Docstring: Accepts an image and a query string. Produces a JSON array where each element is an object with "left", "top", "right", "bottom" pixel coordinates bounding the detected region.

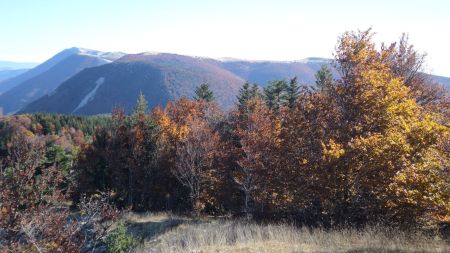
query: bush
[{"left": 106, "top": 223, "right": 139, "bottom": 253}]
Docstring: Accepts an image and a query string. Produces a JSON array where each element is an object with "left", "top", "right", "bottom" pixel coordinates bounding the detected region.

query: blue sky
[{"left": 1, "top": 0, "right": 449, "bottom": 76}]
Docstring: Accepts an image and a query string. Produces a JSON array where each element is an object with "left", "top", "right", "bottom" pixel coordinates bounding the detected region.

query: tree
[
  {"left": 279, "top": 89, "right": 341, "bottom": 223},
  {"left": 276, "top": 29, "right": 449, "bottom": 225},
  {"left": 381, "top": 34, "right": 450, "bottom": 117},
  {"left": 264, "top": 80, "right": 288, "bottom": 111},
  {"left": 237, "top": 82, "right": 261, "bottom": 117},
  {"left": 153, "top": 98, "right": 224, "bottom": 213},
  {"left": 286, "top": 77, "right": 300, "bottom": 108},
  {"left": 172, "top": 117, "right": 219, "bottom": 215},
  {"left": 328, "top": 29, "right": 449, "bottom": 224},
  {"left": 74, "top": 99, "right": 159, "bottom": 210},
  {"left": 130, "top": 91, "right": 149, "bottom": 125},
  {"left": 194, "top": 82, "right": 214, "bottom": 102},
  {"left": 315, "top": 64, "right": 333, "bottom": 92},
  {"left": 232, "top": 97, "right": 281, "bottom": 218}
]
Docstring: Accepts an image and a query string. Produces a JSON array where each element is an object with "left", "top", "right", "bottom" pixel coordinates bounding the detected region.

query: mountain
[
  {"left": 0, "top": 48, "right": 124, "bottom": 114},
  {"left": 219, "top": 57, "right": 332, "bottom": 86},
  {"left": 17, "top": 51, "right": 450, "bottom": 116},
  {"left": 0, "top": 48, "right": 82, "bottom": 94},
  {"left": 0, "top": 61, "right": 38, "bottom": 71},
  {"left": 430, "top": 75, "right": 450, "bottom": 90},
  {"left": 21, "top": 53, "right": 245, "bottom": 115},
  {"left": 0, "top": 69, "right": 29, "bottom": 82}
]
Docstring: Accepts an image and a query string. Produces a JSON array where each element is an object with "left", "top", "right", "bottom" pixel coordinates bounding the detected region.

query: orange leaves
[{"left": 154, "top": 98, "right": 222, "bottom": 214}]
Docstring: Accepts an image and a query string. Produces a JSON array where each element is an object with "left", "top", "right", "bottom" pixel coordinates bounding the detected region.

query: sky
[{"left": 1, "top": 0, "right": 449, "bottom": 76}]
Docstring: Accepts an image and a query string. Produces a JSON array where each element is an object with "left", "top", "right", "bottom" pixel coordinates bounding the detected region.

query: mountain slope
[
  {"left": 0, "top": 69, "right": 29, "bottom": 82},
  {"left": 430, "top": 75, "right": 450, "bottom": 90},
  {"left": 0, "top": 48, "right": 82, "bottom": 94},
  {"left": 0, "top": 48, "right": 124, "bottom": 114},
  {"left": 18, "top": 52, "right": 450, "bottom": 116},
  {"left": 0, "top": 61, "right": 38, "bottom": 71},
  {"left": 21, "top": 53, "right": 245, "bottom": 115},
  {"left": 219, "top": 57, "right": 331, "bottom": 86}
]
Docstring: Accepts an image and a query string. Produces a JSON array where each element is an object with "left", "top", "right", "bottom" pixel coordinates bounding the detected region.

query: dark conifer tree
[
  {"left": 315, "top": 64, "right": 333, "bottom": 92},
  {"left": 194, "top": 82, "right": 214, "bottom": 102},
  {"left": 286, "top": 77, "right": 300, "bottom": 108},
  {"left": 237, "top": 82, "right": 261, "bottom": 116},
  {"left": 264, "top": 79, "right": 288, "bottom": 111}
]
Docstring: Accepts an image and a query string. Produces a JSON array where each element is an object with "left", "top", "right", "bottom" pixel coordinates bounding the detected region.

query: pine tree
[
  {"left": 315, "top": 64, "right": 333, "bottom": 92},
  {"left": 264, "top": 80, "right": 288, "bottom": 111},
  {"left": 134, "top": 92, "right": 148, "bottom": 116},
  {"left": 237, "top": 82, "right": 261, "bottom": 116},
  {"left": 130, "top": 92, "right": 149, "bottom": 125},
  {"left": 286, "top": 77, "right": 300, "bottom": 108},
  {"left": 250, "top": 84, "right": 260, "bottom": 98},
  {"left": 194, "top": 82, "right": 214, "bottom": 102}
]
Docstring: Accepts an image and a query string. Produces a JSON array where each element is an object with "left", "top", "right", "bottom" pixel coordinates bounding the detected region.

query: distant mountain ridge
[
  {"left": 0, "top": 48, "right": 124, "bottom": 114},
  {"left": 1, "top": 48, "right": 448, "bottom": 116},
  {"left": 0, "top": 61, "right": 38, "bottom": 71},
  {"left": 22, "top": 53, "right": 245, "bottom": 115},
  {"left": 0, "top": 69, "right": 29, "bottom": 82}
]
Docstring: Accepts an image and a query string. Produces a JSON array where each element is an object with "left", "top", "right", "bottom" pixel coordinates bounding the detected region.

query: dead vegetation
[{"left": 117, "top": 213, "right": 450, "bottom": 253}]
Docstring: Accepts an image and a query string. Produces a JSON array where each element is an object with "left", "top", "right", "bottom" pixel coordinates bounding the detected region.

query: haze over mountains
[{"left": 0, "top": 48, "right": 449, "bottom": 115}]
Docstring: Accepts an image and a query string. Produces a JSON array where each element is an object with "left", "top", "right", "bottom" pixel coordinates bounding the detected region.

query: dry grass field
[{"left": 118, "top": 213, "right": 449, "bottom": 253}]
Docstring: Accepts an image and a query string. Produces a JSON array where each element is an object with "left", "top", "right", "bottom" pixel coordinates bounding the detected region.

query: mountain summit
[{"left": 0, "top": 48, "right": 124, "bottom": 114}]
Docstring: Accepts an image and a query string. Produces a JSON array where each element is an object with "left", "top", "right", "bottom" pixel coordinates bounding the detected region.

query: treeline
[{"left": 1, "top": 29, "right": 449, "bottom": 251}]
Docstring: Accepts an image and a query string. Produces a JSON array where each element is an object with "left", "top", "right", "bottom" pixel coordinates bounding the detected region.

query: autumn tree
[
  {"left": 74, "top": 95, "right": 160, "bottom": 210},
  {"left": 0, "top": 124, "right": 117, "bottom": 252},
  {"left": 279, "top": 89, "right": 341, "bottom": 223},
  {"left": 231, "top": 97, "right": 282, "bottom": 217},
  {"left": 327, "top": 29, "right": 449, "bottom": 224},
  {"left": 172, "top": 117, "right": 219, "bottom": 215},
  {"left": 153, "top": 98, "right": 223, "bottom": 214}
]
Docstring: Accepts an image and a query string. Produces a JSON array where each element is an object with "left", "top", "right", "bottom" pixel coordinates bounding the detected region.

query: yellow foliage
[{"left": 322, "top": 139, "right": 345, "bottom": 161}]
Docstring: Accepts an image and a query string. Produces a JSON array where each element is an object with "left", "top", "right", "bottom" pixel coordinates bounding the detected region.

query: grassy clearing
[{"left": 118, "top": 213, "right": 449, "bottom": 253}]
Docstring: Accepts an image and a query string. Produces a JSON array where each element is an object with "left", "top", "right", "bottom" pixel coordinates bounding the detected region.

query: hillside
[
  {"left": 13, "top": 51, "right": 450, "bottom": 115},
  {"left": 19, "top": 54, "right": 333, "bottom": 115},
  {"left": 0, "top": 48, "right": 81, "bottom": 94},
  {"left": 0, "top": 60, "right": 38, "bottom": 71},
  {"left": 21, "top": 54, "right": 245, "bottom": 115},
  {"left": 0, "top": 69, "right": 29, "bottom": 82},
  {"left": 219, "top": 57, "right": 332, "bottom": 86},
  {"left": 0, "top": 48, "right": 124, "bottom": 114},
  {"left": 431, "top": 74, "right": 450, "bottom": 89}
]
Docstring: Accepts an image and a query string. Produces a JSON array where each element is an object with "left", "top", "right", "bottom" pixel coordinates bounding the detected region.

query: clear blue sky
[{"left": 1, "top": 0, "right": 449, "bottom": 76}]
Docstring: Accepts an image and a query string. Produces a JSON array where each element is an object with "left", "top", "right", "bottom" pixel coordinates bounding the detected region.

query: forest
[{"left": 0, "top": 29, "right": 449, "bottom": 252}]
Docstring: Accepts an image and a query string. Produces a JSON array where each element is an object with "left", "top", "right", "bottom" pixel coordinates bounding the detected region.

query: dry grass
[{"left": 123, "top": 213, "right": 449, "bottom": 253}]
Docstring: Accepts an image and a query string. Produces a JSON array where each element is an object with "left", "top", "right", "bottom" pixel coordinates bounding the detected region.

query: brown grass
[{"left": 122, "top": 213, "right": 449, "bottom": 253}]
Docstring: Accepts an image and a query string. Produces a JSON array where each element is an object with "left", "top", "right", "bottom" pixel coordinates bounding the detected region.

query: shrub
[{"left": 106, "top": 223, "right": 139, "bottom": 253}]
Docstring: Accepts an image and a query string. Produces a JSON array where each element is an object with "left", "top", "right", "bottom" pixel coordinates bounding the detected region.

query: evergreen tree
[
  {"left": 250, "top": 84, "right": 261, "bottom": 98},
  {"left": 286, "top": 77, "right": 300, "bottom": 108},
  {"left": 194, "top": 82, "right": 214, "bottom": 102},
  {"left": 264, "top": 80, "right": 288, "bottom": 110},
  {"left": 315, "top": 64, "right": 333, "bottom": 91},
  {"left": 237, "top": 82, "right": 261, "bottom": 115},
  {"left": 130, "top": 92, "right": 149, "bottom": 125},
  {"left": 134, "top": 92, "right": 148, "bottom": 116}
]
